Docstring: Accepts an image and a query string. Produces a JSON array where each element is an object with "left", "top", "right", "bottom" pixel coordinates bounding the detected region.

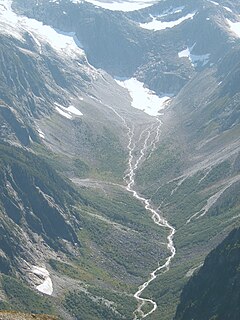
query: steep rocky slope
[
  {"left": 13, "top": 0, "right": 240, "bottom": 95},
  {"left": 0, "top": 1, "right": 169, "bottom": 318},
  {"left": 175, "top": 227, "right": 240, "bottom": 320},
  {"left": 133, "top": 46, "right": 240, "bottom": 320}
]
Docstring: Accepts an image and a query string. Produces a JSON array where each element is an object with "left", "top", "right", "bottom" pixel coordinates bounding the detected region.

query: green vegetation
[
  {"left": 1, "top": 19, "right": 240, "bottom": 320},
  {"left": 128, "top": 118, "right": 240, "bottom": 320},
  {"left": 91, "top": 127, "right": 127, "bottom": 181},
  {"left": 0, "top": 275, "right": 54, "bottom": 315},
  {"left": 64, "top": 290, "right": 123, "bottom": 320},
  {"left": 73, "top": 158, "right": 90, "bottom": 178},
  {"left": 199, "top": 161, "right": 231, "bottom": 189},
  {"left": 0, "top": 142, "right": 80, "bottom": 206},
  {"left": 0, "top": 301, "right": 10, "bottom": 310},
  {"left": 136, "top": 140, "right": 184, "bottom": 190},
  {"left": 88, "top": 286, "right": 136, "bottom": 319},
  {"left": 0, "top": 311, "right": 57, "bottom": 320},
  {"left": 49, "top": 259, "right": 89, "bottom": 281},
  {"left": 64, "top": 287, "right": 136, "bottom": 320},
  {"left": 174, "top": 228, "right": 240, "bottom": 320},
  {"left": 78, "top": 186, "right": 150, "bottom": 229}
]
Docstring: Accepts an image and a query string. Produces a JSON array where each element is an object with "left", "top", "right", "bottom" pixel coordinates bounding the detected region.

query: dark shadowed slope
[{"left": 175, "top": 227, "right": 240, "bottom": 320}]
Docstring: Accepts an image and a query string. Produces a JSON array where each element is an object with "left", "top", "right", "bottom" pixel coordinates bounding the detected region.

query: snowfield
[
  {"left": 115, "top": 78, "right": 171, "bottom": 116},
  {"left": 0, "top": 0, "right": 84, "bottom": 57},
  {"left": 140, "top": 12, "right": 196, "bottom": 31},
  {"left": 226, "top": 18, "right": 240, "bottom": 38},
  {"left": 80, "top": 0, "right": 159, "bottom": 11},
  {"left": 31, "top": 266, "right": 53, "bottom": 295},
  {"left": 178, "top": 44, "right": 210, "bottom": 67}
]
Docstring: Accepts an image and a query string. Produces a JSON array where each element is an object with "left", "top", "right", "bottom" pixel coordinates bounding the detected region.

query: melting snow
[
  {"left": 168, "top": 6, "right": 185, "bottom": 15},
  {"left": 55, "top": 102, "right": 83, "bottom": 119},
  {"left": 178, "top": 44, "right": 210, "bottom": 67},
  {"left": 79, "top": 0, "right": 159, "bottom": 12},
  {"left": 226, "top": 19, "right": 240, "bottom": 38},
  {"left": 0, "top": 0, "right": 84, "bottom": 57},
  {"left": 37, "top": 128, "right": 45, "bottom": 139},
  {"left": 146, "top": 6, "right": 185, "bottom": 20},
  {"left": 115, "top": 78, "right": 171, "bottom": 117},
  {"left": 223, "top": 6, "right": 233, "bottom": 13},
  {"left": 207, "top": 0, "right": 233, "bottom": 12},
  {"left": 140, "top": 12, "right": 196, "bottom": 31},
  {"left": 207, "top": 0, "right": 232, "bottom": 12},
  {"left": 67, "top": 105, "right": 83, "bottom": 115},
  {"left": 208, "top": 0, "right": 219, "bottom": 5},
  {"left": 55, "top": 106, "right": 73, "bottom": 119},
  {"left": 31, "top": 266, "right": 53, "bottom": 295}
]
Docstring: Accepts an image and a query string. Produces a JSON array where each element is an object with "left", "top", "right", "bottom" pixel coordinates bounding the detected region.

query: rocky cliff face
[
  {"left": 175, "top": 227, "right": 240, "bottom": 320},
  {"left": 0, "top": 142, "right": 82, "bottom": 275}
]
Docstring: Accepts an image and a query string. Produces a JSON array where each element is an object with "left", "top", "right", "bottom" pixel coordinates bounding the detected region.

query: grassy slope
[
  {"left": 133, "top": 68, "right": 240, "bottom": 319},
  {"left": 0, "top": 311, "right": 57, "bottom": 320},
  {"left": 55, "top": 185, "right": 169, "bottom": 319},
  {"left": 0, "top": 138, "right": 170, "bottom": 319}
]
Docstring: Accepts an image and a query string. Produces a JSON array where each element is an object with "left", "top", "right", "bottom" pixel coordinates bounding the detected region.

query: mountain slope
[
  {"left": 13, "top": 0, "right": 240, "bottom": 95},
  {"left": 0, "top": 0, "right": 240, "bottom": 319},
  {"left": 0, "top": 1, "right": 171, "bottom": 318},
  {"left": 0, "top": 311, "right": 57, "bottom": 320},
  {"left": 174, "top": 227, "right": 240, "bottom": 320},
  {"left": 133, "top": 47, "right": 240, "bottom": 320}
]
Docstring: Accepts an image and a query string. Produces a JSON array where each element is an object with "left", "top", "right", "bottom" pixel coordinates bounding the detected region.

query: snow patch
[
  {"left": 207, "top": 0, "right": 233, "bottom": 12},
  {"left": 55, "top": 106, "right": 73, "bottom": 119},
  {"left": 67, "top": 105, "right": 83, "bottom": 116},
  {"left": 223, "top": 6, "right": 232, "bottom": 13},
  {"left": 37, "top": 128, "right": 45, "bottom": 139},
  {"left": 208, "top": 0, "right": 219, "bottom": 5},
  {"left": 207, "top": 1, "right": 232, "bottom": 12},
  {"left": 148, "top": 6, "right": 185, "bottom": 20},
  {"left": 140, "top": 12, "right": 196, "bottom": 31},
  {"left": 31, "top": 266, "right": 53, "bottom": 295},
  {"left": 55, "top": 102, "right": 83, "bottom": 119},
  {"left": 178, "top": 44, "right": 210, "bottom": 67},
  {"left": 226, "top": 19, "right": 240, "bottom": 38},
  {"left": 79, "top": 0, "right": 159, "bottom": 12},
  {"left": 115, "top": 78, "right": 171, "bottom": 117}
]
